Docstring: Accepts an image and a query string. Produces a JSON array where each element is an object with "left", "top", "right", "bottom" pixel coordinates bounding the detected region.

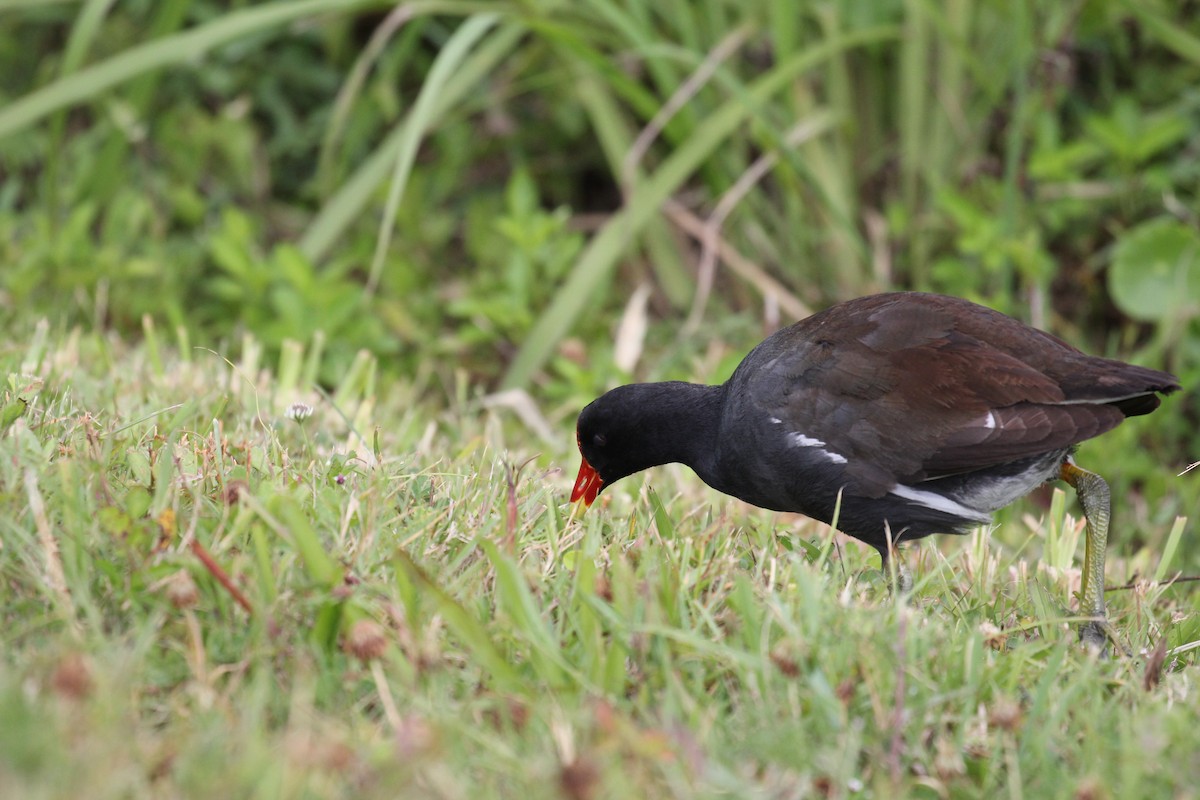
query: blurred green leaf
[
  {"left": 1109, "top": 218, "right": 1200, "bottom": 322},
  {"left": 124, "top": 486, "right": 152, "bottom": 519},
  {"left": 0, "top": 399, "right": 27, "bottom": 432}
]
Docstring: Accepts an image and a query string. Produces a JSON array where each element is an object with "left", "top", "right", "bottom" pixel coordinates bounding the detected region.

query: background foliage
[
  {"left": 1, "top": 1, "right": 1198, "bottom": 797},
  {"left": 3, "top": 0, "right": 1198, "bottom": 385}
]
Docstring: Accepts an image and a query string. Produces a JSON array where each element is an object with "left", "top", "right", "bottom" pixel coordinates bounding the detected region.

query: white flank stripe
[
  {"left": 1055, "top": 391, "right": 1154, "bottom": 405},
  {"left": 984, "top": 411, "right": 996, "bottom": 430},
  {"left": 769, "top": 416, "right": 783, "bottom": 424},
  {"left": 789, "top": 432, "right": 826, "bottom": 448},
  {"left": 890, "top": 484, "right": 992, "bottom": 522},
  {"left": 786, "top": 431, "right": 846, "bottom": 464}
]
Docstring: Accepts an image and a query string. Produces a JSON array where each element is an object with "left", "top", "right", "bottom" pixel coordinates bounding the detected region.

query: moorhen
[{"left": 571, "top": 292, "right": 1180, "bottom": 647}]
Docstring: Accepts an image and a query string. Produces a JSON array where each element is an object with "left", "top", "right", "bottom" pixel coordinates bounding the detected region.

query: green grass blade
[
  {"left": 479, "top": 539, "right": 574, "bottom": 686},
  {"left": 646, "top": 487, "right": 676, "bottom": 540},
  {"left": 899, "top": 0, "right": 930, "bottom": 215},
  {"left": 364, "top": 13, "right": 500, "bottom": 295},
  {"left": 271, "top": 496, "right": 340, "bottom": 587},
  {"left": 393, "top": 549, "right": 524, "bottom": 691},
  {"left": 1127, "top": 3, "right": 1200, "bottom": 64},
  {"left": 1153, "top": 516, "right": 1188, "bottom": 583},
  {"left": 60, "top": 0, "right": 117, "bottom": 75}
]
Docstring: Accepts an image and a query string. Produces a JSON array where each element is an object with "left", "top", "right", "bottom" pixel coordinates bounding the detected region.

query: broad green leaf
[{"left": 1109, "top": 218, "right": 1200, "bottom": 322}]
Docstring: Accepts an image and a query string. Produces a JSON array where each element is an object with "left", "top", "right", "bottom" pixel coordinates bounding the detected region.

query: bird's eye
[{"left": 593, "top": 433, "right": 607, "bottom": 447}]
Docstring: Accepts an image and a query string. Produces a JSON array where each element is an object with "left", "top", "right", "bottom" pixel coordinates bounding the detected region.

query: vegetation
[{"left": 1, "top": 1, "right": 1197, "bottom": 797}]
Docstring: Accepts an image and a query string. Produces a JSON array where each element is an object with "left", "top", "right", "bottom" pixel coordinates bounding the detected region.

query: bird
[{"left": 570, "top": 292, "right": 1180, "bottom": 648}]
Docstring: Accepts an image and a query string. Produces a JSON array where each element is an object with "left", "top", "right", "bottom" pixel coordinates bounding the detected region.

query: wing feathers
[
  {"left": 739, "top": 293, "right": 1179, "bottom": 495},
  {"left": 925, "top": 403, "right": 1125, "bottom": 475}
]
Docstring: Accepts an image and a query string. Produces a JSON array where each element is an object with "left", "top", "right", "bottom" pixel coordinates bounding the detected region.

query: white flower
[{"left": 286, "top": 402, "right": 314, "bottom": 421}]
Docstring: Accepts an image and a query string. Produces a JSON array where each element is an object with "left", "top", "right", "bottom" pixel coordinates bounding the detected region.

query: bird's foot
[{"left": 1078, "top": 618, "right": 1130, "bottom": 659}]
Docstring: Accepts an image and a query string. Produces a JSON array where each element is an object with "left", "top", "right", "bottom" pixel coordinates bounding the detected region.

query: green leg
[{"left": 1060, "top": 460, "right": 1117, "bottom": 653}]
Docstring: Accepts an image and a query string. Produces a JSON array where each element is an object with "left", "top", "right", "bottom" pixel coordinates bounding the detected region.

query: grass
[{"left": 2, "top": 326, "right": 1197, "bottom": 799}]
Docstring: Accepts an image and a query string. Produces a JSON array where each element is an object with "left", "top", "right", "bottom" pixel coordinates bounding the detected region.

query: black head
[
  {"left": 571, "top": 389, "right": 636, "bottom": 505},
  {"left": 571, "top": 382, "right": 724, "bottom": 506}
]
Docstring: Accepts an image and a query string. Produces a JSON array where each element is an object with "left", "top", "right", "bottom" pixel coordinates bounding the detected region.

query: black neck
[{"left": 618, "top": 381, "right": 726, "bottom": 478}]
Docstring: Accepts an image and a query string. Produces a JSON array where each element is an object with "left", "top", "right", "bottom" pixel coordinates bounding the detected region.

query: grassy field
[{"left": 2, "top": 325, "right": 1196, "bottom": 799}]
